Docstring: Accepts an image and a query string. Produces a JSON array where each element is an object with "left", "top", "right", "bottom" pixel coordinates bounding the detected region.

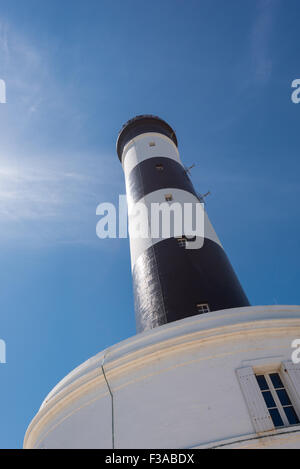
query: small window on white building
[
  {"left": 165, "top": 194, "right": 173, "bottom": 202},
  {"left": 196, "top": 303, "right": 210, "bottom": 314},
  {"left": 149, "top": 141, "right": 156, "bottom": 147},
  {"left": 237, "top": 363, "right": 300, "bottom": 433},
  {"left": 256, "top": 372, "right": 300, "bottom": 428}
]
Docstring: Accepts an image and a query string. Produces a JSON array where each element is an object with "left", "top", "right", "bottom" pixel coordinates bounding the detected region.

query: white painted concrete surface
[{"left": 24, "top": 305, "right": 300, "bottom": 449}]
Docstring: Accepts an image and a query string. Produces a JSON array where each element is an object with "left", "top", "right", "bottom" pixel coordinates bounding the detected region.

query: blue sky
[{"left": 0, "top": 0, "right": 299, "bottom": 448}]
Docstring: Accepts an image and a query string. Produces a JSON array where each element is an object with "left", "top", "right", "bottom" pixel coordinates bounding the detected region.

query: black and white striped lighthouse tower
[{"left": 117, "top": 115, "right": 249, "bottom": 333}]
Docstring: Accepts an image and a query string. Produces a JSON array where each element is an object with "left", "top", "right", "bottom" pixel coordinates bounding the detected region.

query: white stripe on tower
[
  {"left": 122, "top": 132, "right": 181, "bottom": 175},
  {"left": 126, "top": 187, "right": 222, "bottom": 270}
]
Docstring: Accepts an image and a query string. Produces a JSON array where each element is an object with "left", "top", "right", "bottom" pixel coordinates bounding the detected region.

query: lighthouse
[
  {"left": 23, "top": 116, "right": 300, "bottom": 450},
  {"left": 117, "top": 115, "right": 249, "bottom": 333}
]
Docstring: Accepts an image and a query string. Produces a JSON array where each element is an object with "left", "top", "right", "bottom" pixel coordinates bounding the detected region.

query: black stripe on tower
[
  {"left": 117, "top": 114, "right": 177, "bottom": 162},
  {"left": 133, "top": 238, "right": 250, "bottom": 333},
  {"left": 127, "top": 157, "right": 197, "bottom": 204}
]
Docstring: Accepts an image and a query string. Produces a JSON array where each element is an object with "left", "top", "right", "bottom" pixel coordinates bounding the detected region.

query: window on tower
[
  {"left": 176, "top": 236, "right": 186, "bottom": 248},
  {"left": 165, "top": 194, "right": 173, "bottom": 202},
  {"left": 149, "top": 141, "right": 156, "bottom": 147},
  {"left": 175, "top": 235, "right": 197, "bottom": 248},
  {"left": 196, "top": 303, "right": 210, "bottom": 314},
  {"left": 156, "top": 164, "right": 164, "bottom": 171}
]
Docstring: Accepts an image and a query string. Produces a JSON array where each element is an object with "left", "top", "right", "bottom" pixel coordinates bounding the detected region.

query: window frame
[
  {"left": 256, "top": 371, "right": 300, "bottom": 428},
  {"left": 196, "top": 303, "right": 210, "bottom": 314},
  {"left": 175, "top": 236, "right": 186, "bottom": 248}
]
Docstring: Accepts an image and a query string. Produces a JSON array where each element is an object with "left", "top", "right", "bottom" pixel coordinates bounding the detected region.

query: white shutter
[
  {"left": 281, "top": 360, "right": 300, "bottom": 410},
  {"left": 236, "top": 367, "right": 274, "bottom": 433}
]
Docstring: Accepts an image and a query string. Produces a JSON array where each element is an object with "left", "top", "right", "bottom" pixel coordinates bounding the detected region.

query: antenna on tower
[
  {"left": 197, "top": 190, "right": 211, "bottom": 204},
  {"left": 184, "top": 163, "right": 195, "bottom": 175}
]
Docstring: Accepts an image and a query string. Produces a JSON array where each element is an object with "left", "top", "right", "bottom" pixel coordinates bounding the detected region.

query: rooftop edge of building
[
  {"left": 38, "top": 304, "right": 300, "bottom": 410},
  {"left": 116, "top": 114, "right": 178, "bottom": 161}
]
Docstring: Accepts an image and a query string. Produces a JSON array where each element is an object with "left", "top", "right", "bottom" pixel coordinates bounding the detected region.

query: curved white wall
[
  {"left": 122, "top": 132, "right": 181, "bottom": 176},
  {"left": 24, "top": 305, "right": 300, "bottom": 449}
]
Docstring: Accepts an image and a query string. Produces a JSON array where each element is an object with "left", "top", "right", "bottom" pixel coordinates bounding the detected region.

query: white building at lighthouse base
[{"left": 24, "top": 305, "right": 300, "bottom": 449}]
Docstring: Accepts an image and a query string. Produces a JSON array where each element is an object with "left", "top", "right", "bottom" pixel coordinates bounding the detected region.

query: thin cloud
[
  {"left": 0, "top": 21, "right": 122, "bottom": 245},
  {"left": 251, "top": 0, "right": 280, "bottom": 84},
  {"left": 0, "top": 161, "right": 88, "bottom": 220},
  {"left": 0, "top": 21, "right": 9, "bottom": 61},
  {"left": 0, "top": 151, "right": 120, "bottom": 244}
]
